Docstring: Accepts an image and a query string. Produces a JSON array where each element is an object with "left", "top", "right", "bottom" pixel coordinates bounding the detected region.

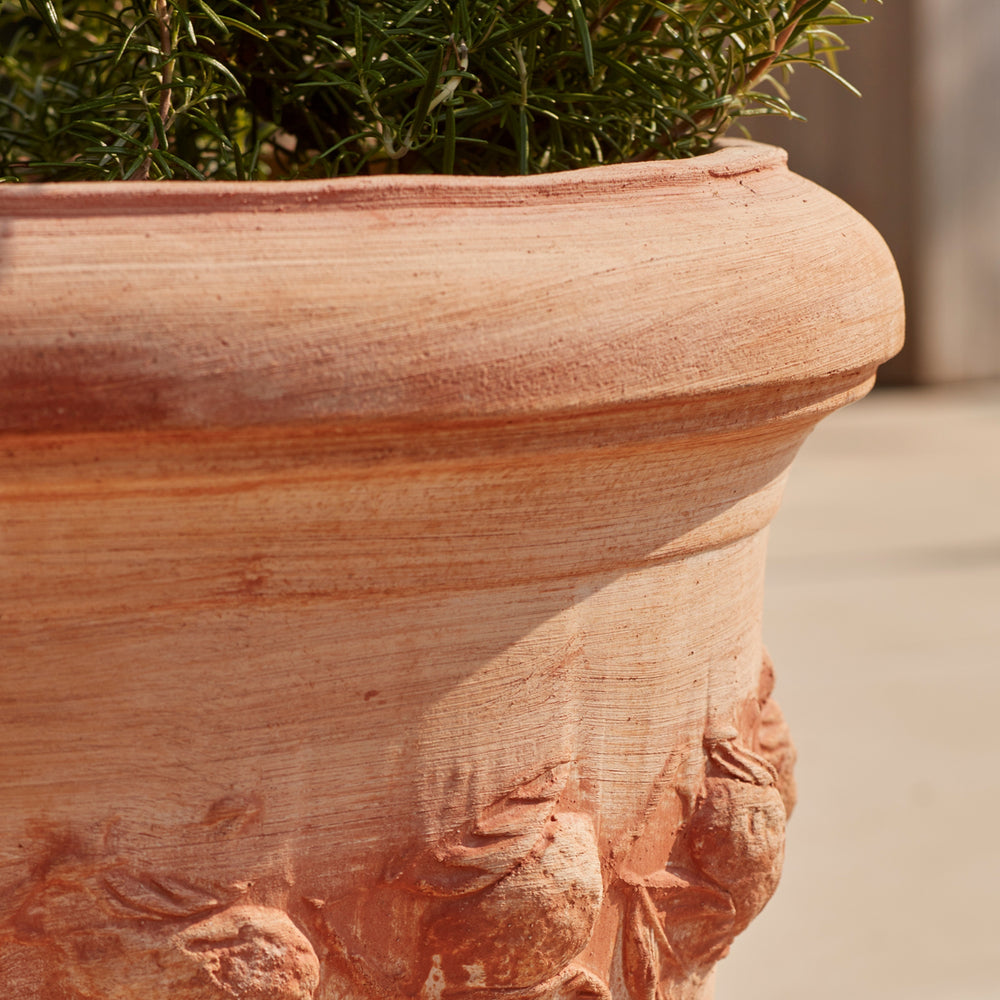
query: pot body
[{"left": 0, "top": 143, "right": 903, "bottom": 1000}]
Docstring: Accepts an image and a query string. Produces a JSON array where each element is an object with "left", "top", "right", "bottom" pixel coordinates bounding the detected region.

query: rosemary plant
[{"left": 0, "top": 1, "right": 875, "bottom": 180}]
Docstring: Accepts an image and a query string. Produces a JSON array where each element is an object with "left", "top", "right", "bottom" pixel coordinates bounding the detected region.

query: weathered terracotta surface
[{"left": 0, "top": 142, "right": 902, "bottom": 999}]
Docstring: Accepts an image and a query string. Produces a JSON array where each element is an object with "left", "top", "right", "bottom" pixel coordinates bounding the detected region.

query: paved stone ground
[{"left": 714, "top": 384, "right": 1000, "bottom": 1000}]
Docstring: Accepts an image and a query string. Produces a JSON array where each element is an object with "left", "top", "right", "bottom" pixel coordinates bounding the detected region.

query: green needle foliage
[{"left": 0, "top": 0, "right": 877, "bottom": 180}]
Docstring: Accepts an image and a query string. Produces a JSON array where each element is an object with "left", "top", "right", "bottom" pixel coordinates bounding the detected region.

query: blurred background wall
[
  {"left": 746, "top": 0, "right": 1000, "bottom": 384},
  {"left": 711, "top": 6, "right": 1000, "bottom": 998}
]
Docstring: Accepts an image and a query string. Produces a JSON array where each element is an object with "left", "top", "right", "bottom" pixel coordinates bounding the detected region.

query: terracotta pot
[{"left": 0, "top": 142, "right": 902, "bottom": 1000}]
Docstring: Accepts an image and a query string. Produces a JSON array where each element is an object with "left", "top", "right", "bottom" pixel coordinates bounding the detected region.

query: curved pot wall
[{"left": 0, "top": 142, "right": 903, "bottom": 1000}]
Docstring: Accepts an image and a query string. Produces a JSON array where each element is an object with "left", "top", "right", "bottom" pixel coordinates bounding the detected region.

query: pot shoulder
[{"left": 0, "top": 142, "right": 903, "bottom": 435}]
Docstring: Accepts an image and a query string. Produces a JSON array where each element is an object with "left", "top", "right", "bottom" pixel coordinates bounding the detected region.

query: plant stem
[
  {"left": 135, "top": 0, "right": 174, "bottom": 180},
  {"left": 632, "top": 0, "right": 815, "bottom": 161},
  {"left": 743, "top": 0, "right": 811, "bottom": 92}
]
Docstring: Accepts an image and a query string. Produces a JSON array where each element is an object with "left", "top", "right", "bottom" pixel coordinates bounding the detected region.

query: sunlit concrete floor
[{"left": 714, "top": 384, "right": 1000, "bottom": 1000}]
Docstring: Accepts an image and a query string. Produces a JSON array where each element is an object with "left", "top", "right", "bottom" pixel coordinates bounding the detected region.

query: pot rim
[
  {"left": 0, "top": 140, "right": 783, "bottom": 216},
  {"left": 0, "top": 139, "right": 903, "bottom": 438}
]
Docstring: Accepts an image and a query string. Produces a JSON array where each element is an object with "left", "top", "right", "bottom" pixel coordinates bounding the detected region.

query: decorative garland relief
[{"left": 0, "top": 654, "right": 794, "bottom": 1000}]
